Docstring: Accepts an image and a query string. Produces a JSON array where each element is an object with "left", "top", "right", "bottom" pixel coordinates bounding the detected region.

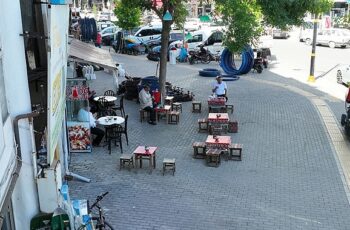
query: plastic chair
[{"left": 104, "top": 90, "right": 116, "bottom": 96}]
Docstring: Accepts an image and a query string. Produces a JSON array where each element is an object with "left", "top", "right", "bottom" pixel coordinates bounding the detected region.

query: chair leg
[
  {"left": 125, "top": 132, "right": 129, "bottom": 145},
  {"left": 108, "top": 139, "right": 111, "bottom": 155},
  {"left": 119, "top": 137, "right": 123, "bottom": 153}
]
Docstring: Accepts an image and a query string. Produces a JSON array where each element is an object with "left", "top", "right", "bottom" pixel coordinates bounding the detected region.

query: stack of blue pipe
[{"left": 220, "top": 46, "right": 254, "bottom": 75}]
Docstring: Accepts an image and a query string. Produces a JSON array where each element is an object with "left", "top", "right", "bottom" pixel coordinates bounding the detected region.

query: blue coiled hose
[{"left": 220, "top": 47, "right": 254, "bottom": 75}]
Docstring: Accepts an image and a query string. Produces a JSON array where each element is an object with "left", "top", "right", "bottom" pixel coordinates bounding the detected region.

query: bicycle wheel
[{"left": 92, "top": 217, "right": 115, "bottom": 230}]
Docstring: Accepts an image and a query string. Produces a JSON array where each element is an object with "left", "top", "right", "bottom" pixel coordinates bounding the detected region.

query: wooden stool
[
  {"left": 228, "top": 120, "right": 238, "bottom": 133},
  {"left": 168, "top": 111, "right": 180, "bottom": 124},
  {"left": 226, "top": 104, "right": 234, "bottom": 114},
  {"left": 206, "top": 149, "right": 222, "bottom": 167},
  {"left": 228, "top": 144, "right": 243, "bottom": 161},
  {"left": 139, "top": 109, "right": 150, "bottom": 123},
  {"left": 198, "top": 119, "right": 208, "bottom": 132},
  {"left": 119, "top": 154, "right": 134, "bottom": 170},
  {"left": 162, "top": 158, "right": 176, "bottom": 176},
  {"left": 165, "top": 96, "right": 174, "bottom": 106},
  {"left": 192, "top": 142, "right": 206, "bottom": 159},
  {"left": 192, "top": 101, "right": 202, "bottom": 113},
  {"left": 172, "top": 102, "right": 182, "bottom": 113}
]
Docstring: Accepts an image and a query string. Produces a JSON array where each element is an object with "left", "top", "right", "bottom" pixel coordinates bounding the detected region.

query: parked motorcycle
[
  {"left": 188, "top": 45, "right": 211, "bottom": 65},
  {"left": 337, "top": 75, "right": 350, "bottom": 136}
]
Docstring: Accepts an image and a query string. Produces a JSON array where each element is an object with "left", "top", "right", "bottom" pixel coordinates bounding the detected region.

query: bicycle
[{"left": 78, "top": 192, "right": 114, "bottom": 230}]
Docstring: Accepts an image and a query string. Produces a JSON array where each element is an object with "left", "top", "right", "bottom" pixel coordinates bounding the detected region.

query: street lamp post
[{"left": 308, "top": 14, "right": 318, "bottom": 83}]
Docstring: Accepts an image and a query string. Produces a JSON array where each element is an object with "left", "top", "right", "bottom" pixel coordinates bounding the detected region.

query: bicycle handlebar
[{"left": 89, "top": 192, "right": 109, "bottom": 211}]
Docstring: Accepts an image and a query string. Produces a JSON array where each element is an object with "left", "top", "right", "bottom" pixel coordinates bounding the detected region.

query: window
[
  {"left": 206, "top": 32, "right": 223, "bottom": 45},
  {"left": 152, "top": 28, "right": 162, "bottom": 35},
  {"left": 170, "top": 33, "right": 184, "bottom": 41},
  {"left": 187, "top": 34, "right": 203, "bottom": 43},
  {"left": 138, "top": 29, "right": 151, "bottom": 37},
  {"left": 102, "top": 27, "right": 113, "bottom": 34}
]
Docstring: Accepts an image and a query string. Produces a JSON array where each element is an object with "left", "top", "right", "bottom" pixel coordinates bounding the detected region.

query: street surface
[
  {"left": 68, "top": 42, "right": 350, "bottom": 229},
  {"left": 269, "top": 29, "right": 350, "bottom": 101}
]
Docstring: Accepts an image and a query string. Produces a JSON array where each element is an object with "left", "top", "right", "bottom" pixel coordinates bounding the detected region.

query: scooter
[
  {"left": 188, "top": 45, "right": 211, "bottom": 65},
  {"left": 252, "top": 56, "right": 264, "bottom": 73}
]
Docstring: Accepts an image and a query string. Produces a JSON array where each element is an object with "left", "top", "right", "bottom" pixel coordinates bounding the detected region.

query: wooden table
[
  {"left": 208, "top": 113, "right": 229, "bottom": 123},
  {"left": 133, "top": 146, "right": 157, "bottom": 173},
  {"left": 154, "top": 105, "right": 171, "bottom": 122},
  {"left": 208, "top": 97, "right": 226, "bottom": 112},
  {"left": 208, "top": 113, "right": 229, "bottom": 133},
  {"left": 93, "top": 96, "right": 117, "bottom": 102},
  {"left": 205, "top": 135, "right": 231, "bottom": 150}
]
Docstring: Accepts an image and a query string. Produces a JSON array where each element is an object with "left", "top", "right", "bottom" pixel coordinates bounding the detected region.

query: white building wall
[{"left": 0, "top": 0, "right": 39, "bottom": 229}]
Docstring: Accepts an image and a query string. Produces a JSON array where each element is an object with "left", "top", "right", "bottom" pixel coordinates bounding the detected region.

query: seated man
[
  {"left": 139, "top": 85, "right": 157, "bottom": 125},
  {"left": 78, "top": 106, "right": 105, "bottom": 146},
  {"left": 212, "top": 76, "right": 228, "bottom": 101}
]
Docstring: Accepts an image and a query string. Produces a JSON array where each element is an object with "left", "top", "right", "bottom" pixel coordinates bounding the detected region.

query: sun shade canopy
[{"left": 68, "top": 38, "right": 118, "bottom": 70}]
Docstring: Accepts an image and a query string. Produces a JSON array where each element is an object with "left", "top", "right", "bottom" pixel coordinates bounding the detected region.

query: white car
[
  {"left": 133, "top": 25, "right": 162, "bottom": 43},
  {"left": 303, "top": 28, "right": 350, "bottom": 48},
  {"left": 337, "top": 64, "right": 350, "bottom": 85},
  {"left": 184, "top": 18, "right": 201, "bottom": 31}
]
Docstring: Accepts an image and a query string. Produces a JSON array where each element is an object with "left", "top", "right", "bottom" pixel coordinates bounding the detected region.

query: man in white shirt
[
  {"left": 139, "top": 85, "right": 156, "bottom": 125},
  {"left": 212, "top": 76, "right": 228, "bottom": 101},
  {"left": 78, "top": 107, "right": 105, "bottom": 146}
]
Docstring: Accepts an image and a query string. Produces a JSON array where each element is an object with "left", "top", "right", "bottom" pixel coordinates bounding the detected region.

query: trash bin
[{"left": 169, "top": 49, "right": 177, "bottom": 65}]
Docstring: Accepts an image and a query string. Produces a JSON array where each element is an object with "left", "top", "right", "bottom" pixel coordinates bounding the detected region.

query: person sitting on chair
[
  {"left": 78, "top": 106, "right": 105, "bottom": 146},
  {"left": 139, "top": 85, "right": 157, "bottom": 125},
  {"left": 212, "top": 76, "right": 228, "bottom": 101}
]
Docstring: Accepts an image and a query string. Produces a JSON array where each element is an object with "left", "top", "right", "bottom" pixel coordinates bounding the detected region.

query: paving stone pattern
[{"left": 69, "top": 54, "right": 350, "bottom": 230}]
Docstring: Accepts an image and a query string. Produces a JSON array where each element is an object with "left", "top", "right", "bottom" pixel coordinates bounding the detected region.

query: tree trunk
[{"left": 159, "top": 20, "right": 172, "bottom": 104}]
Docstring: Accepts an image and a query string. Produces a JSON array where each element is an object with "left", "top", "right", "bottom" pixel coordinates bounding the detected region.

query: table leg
[{"left": 153, "top": 153, "right": 156, "bottom": 169}]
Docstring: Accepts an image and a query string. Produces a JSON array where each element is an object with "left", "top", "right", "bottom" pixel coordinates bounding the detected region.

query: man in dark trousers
[{"left": 78, "top": 106, "right": 105, "bottom": 146}]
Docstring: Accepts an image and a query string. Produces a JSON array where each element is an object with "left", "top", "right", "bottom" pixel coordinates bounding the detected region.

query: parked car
[
  {"left": 272, "top": 28, "right": 290, "bottom": 39},
  {"left": 97, "top": 21, "right": 115, "bottom": 31},
  {"left": 144, "top": 31, "right": 184, "bottom": 51},
  {"left": 187, "top": 30, "right": 224, "bottom": 55},
  {"left": 303, "top": 28, "right": 350, "bottom": 48},
  {"left": 337, "top": 64, "right": 350, "bottom": 85},
  {"left": 184, "top": 18, "right": 201, "bottom": 31},
  {"left": 98, "top": 12, "right": 111, "bottom": 21},
  {"left": 147, "top": 42, "right": 182, "bottom": 61},
  {"left": 133, "top": 25, "right": 162, "bottom": 43},
  {"left": 99, "top": 25, "right": 121, "bottom": 45}
]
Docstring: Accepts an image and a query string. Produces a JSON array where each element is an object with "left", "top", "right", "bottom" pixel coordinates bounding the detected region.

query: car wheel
[
  {"left": 341, "top": 114, "right": 347, "bottom": 126},
  {"left": 329, "top": 41, "right": 336, "bottom": 49},
  {"left": 305, "top": 39, "right": 312, "bottom": 46}
]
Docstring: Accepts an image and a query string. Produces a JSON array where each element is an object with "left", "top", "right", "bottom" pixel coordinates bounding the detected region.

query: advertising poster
[
  {"left": 67, "top": 121, "right": 91, "bottom": 152},
  {"left": 47, "top": 4, "right": 69, "bottom": 165}
]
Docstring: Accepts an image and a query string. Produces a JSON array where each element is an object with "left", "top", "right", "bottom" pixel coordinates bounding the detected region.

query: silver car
[{"left": 304, "top": 28, "right": 350, "bottom": 48}]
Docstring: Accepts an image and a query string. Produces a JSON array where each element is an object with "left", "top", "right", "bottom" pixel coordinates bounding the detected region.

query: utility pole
[{"left": 308, "top": 14, "right": 318, "bottom": 83}]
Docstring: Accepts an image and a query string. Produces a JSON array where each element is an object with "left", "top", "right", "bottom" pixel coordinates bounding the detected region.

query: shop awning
[{"left": 68, "top": 38, "right": 118, "bottom": 70}]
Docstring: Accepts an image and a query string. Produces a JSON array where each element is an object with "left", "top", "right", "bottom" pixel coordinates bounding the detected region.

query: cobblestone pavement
[{"left": 69, "top": 53, "right": 350, "bottom": 230}]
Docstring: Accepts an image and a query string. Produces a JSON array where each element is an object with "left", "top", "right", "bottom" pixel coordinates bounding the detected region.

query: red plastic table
[
  {"left": 205, "top": 135, "right": 231, "bottom": 150},
  {"left": 208, "top": 113, "right": 229, "bottom": 123},
  {"left": 133, "top": 146, "right": 157, "bottom": 173}
]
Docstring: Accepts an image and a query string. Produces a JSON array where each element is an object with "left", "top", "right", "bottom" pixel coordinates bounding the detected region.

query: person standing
[
  {"left": 212, "top": 76, "right": 228, "bottom": 101},
  {"left": 139, "top": 85, "right": 157, "bottom": 125},
  {"left": 95, "top": 32, "right": 102, "bottom": 48}
]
